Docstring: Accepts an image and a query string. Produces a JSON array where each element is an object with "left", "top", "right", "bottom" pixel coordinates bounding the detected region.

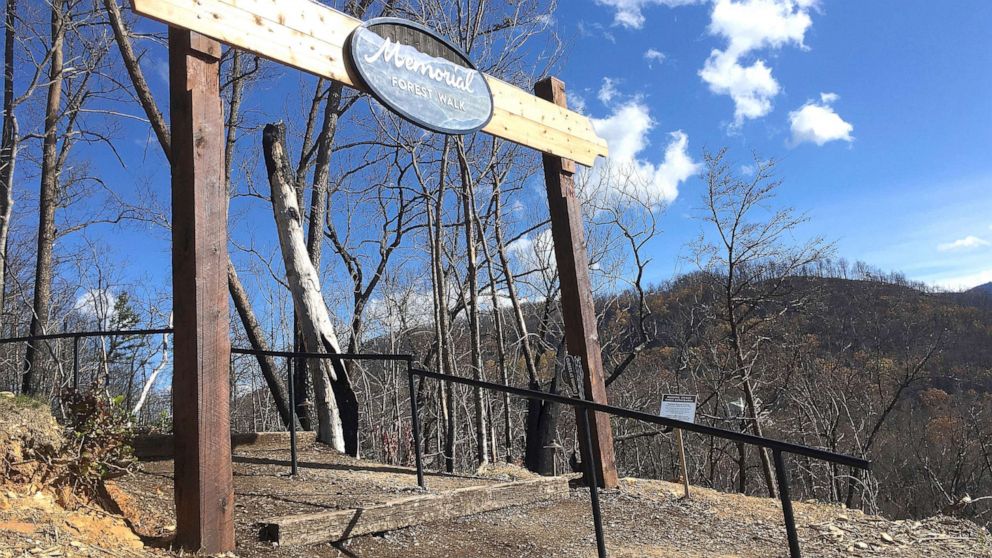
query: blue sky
[
  {"left": 555, "top": 0, "right": 992, "bottom": 289},
  {"left": 48, "top": 0, "right": 992, "bottom": 325}
]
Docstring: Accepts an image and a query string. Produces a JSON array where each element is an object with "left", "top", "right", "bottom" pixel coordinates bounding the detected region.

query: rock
[
  {"left": 855, "top": 541, "right": 869, "bottom": 549},
  {"left": 880, "top": 532, "right": 895, "bottom": 544},
  {"left": 0, "top": 391, "right": 14, "bottom": 398}
]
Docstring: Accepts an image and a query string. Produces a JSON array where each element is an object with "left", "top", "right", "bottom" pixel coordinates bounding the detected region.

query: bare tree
[
  {"left": 263, "top": 122, "right": 348, "bottom": 450},
  {"left": 693, "top": 149, "right": 832, "bottom": 497},
  {"left": 0, "top": 0, "right": 17, "bottom": 328}
]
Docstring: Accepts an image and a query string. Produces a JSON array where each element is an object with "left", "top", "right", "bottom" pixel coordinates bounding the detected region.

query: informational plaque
[{"left": 659, "top": 394, "right": 697, "bottom": 424}]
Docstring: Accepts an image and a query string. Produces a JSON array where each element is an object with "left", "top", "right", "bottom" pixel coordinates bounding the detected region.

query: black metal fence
[
  {"left": 0, "top": 328, "right": 175, "bottom": 391},
  {"left": 3, "top": 329, "right": 872, "bottom": 558},
  {"left": 229, "top": 346, "right": 413, "bottom": 475},
  {"left": 405, "top": 366, "right": 872, "bottom": 558}
]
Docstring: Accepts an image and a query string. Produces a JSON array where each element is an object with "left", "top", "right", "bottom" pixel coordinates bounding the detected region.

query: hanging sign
[
  {"left": 348, "top": 18, "right": 494, "bottom": 135},
  {"left": 659, "top": 394, "right": 697, "bottom": 424}
]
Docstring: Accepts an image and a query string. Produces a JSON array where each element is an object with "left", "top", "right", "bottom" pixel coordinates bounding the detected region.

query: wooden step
[{"left": 258, "top": 476, "right": 569, "bottom": 546}]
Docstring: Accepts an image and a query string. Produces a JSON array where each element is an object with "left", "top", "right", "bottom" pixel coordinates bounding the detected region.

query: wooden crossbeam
[{"left": 131, "top": 0, "right": 609, "bottom": 166}]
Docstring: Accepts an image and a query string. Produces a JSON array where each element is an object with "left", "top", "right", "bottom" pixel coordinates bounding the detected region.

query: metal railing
[
  {"left": 0, "top": 328, "right": 175, "bottom": 390},
  {"left": 3, "top": 329, "right": 873, "bottom": 557},
  {"left": 1, "top": 328, "right": 415, "bottom": 476},
  {"left": 230, "top": 346, "right": 413, "bottom": 475},
  {"left": 405, "top": 366, "right": 872, "bottom": 558}
]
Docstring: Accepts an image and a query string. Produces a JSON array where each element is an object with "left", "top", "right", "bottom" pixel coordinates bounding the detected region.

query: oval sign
[{"left": 348, "top": 18, "right": 494, "bottom": 135}]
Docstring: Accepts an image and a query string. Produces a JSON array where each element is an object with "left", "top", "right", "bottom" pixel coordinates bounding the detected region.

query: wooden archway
[{"left": 133, "top": 0, "right": 617, "bottom": 551}]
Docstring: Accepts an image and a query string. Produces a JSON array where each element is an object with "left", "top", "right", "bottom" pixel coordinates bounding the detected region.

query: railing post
[
  {"left": 773, "top": 450, "right": 801, "bottom": 558},
  {"left": 287, "top": 354, "right": 298, "bottom": 477},
  {"left": 72, "top": 336, "right": 79, "bottom": 391},
  {"left": 407, "top": 362, "right": 426, "bottom": 490},
  {"left": 577, "top": 405, "right": 608, "bottom": 558}
]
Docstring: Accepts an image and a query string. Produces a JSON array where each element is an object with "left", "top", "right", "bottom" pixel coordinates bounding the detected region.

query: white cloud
[
  {"left": 594, "top": 0, "right": 702, "bottom": 29},
  {"left": 788, "top": 92, "right": 853, "bottom": 146},
  {"left": 585, "top": 100, "right": 701, "bottom": 207},
  {"left": 597, "top": 78, "right": 619, "bottom": 105},
  {"left": 569, "top": 93, "right": 588, "bottom": 115},
  {"left": 700, "top": 0, "right": 817, "bottom": 125},
  {"left": 74, "top": 288, "right": 117, "bottom": 327},
  {"left": 928, "top": 268, "right": 992, "bottom": 292},
  {"left": 366, "top": 291, "right": 434, "bottom": 333},
  {"left": 644, "top": 48, "right": 667, "bottom": 68},
  {"left": 708, "top": 0, "right": 813, "bottom": 53},
  {"left": 699, "top": 51, "right": 779, "bottom": 123},
  {"left": 508, "top": 229, "right": 557, "bottom": 277},
  {"left": 937, "top": 236, "right": 991, "bottom": 252}
]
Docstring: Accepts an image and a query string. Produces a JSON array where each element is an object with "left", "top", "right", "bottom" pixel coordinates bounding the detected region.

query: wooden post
[
  {"left": 169, "top": 28, "right": 235, "bottom": 553},
  {"left": 676, "top": 428, "right": 690, "bottom": 498},
  {"left": 535, "top": 76, "right": 619, "bottom": 490}
]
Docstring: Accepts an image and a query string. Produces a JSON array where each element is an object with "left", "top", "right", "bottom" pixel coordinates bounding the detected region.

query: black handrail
[
  {"left": 406, "top": 366, "right": 872, "bottom": 558},
  {"left": 0, "top": 327, "right": 175, "bottom": 390},
  {"left": 0, "top": 328, "right": 175, "bottom": 344},
  {"left": 230, "top": 346, "right": 414, "bottom": 476},
  {"left": 410, "top": 367, "right": 869, "bottom": 470},
  {"left": 1, "top": 329, "right": 413, "bottom": 478},
  {"left": 2, "top": 329, "right": 873, "bottom": 557}
]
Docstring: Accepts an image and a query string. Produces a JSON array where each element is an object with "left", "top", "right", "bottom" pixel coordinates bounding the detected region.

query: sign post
[
  {"left": 660, "top": 394, "right": 697, "bottom": 499},
  {"left": 536, "top": 77, "right": 619, "bottom": 490},
  {"left": 168, "top": 28, "right": 234, "bottom": 553}
]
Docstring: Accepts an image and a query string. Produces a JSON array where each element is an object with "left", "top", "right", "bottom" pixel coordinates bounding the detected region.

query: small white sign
[{"left": 659, "top": 394, "right": 697, "bottom": 424}]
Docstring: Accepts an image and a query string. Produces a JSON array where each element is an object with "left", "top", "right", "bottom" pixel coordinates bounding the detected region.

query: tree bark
[
  {"left": 103, "top": 0, "right": 170, "bottom": 164},
  {"left": 456, "top": 142, "right": 488, "bottom": 466},
  {"left": 478, "top": 198, "right": 512, "bottom": 462},
  {"left": 227, "top": 260, "right": 294, "bottom": 429},
  {"left": 427, "top": 141, "right": 457, "bottom": 472},
  {"left": 492, "top": 186, "right": 557, "bottom": 473},
  {"left": 263, "top": 122, "right": 352, "bottom": 452},
  {"left": 106, "top": 6, "right": 296, "bottom": 430},
  {"left": 22, "top": 0, "right": 65, "bottom": 394},
  {"left": 0, "top": 0, "right": 16, "bottom": 333}
]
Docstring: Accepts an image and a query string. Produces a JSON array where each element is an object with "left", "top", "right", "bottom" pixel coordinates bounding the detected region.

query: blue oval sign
[{"left": 348, "top": 18, "right": 494, "bottom": 135}]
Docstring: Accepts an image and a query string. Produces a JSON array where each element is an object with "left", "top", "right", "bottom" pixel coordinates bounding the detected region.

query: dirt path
[
  {"left": 333, "top": 479, "right": 992, "bottom": 558},
  {"left": 5, "top": 439, "right": 989, "bottom": 557},
  {"left": 116, "top": 444, "right": 990, "bottom": 558}
]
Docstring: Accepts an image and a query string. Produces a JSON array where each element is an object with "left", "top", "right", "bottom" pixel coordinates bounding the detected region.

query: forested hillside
[
  {"left": 339, "top": 265, "right": 992, "bottom": 529},
  {"left": 604, "top": 272, "right": 992, "bottom": 525}
]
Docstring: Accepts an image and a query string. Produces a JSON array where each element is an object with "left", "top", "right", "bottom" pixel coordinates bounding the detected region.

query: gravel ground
[
  {"left": 327, "top": 478, "right": 992, "bottom": 558},
  {"left": 5, "top": 441, "right": 989, "bottom": 558}
]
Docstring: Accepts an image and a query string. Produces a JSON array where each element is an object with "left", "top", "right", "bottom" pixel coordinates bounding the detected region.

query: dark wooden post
[
  {"left": 169, "top": 28, "right": 235, "bottom": 553},
  {"left": 535, "top": 76, "right": 619, "bottom": 489}
]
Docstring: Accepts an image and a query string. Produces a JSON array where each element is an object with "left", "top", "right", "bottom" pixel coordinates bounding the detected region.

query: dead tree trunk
[
  {"left": 456, "top": 142, "right": 489, "bottom": 466},
  {"left": 228, "top": 260, "right": 293, "bottom": 429},
  {"left": 103, "top": 0, "right": 170, "bottom": 164},
  {"left": 263, "top": 122, "right": 352, "bottom": 452},
  {"left": 431, "top": 149, "right": 457, "bottom": 473},
  {"left": 491, "top": 184, "right": 558, "bottom": 474},
  {"left": 22, "top": 0, "right": 65, "bottom": 394},
  {"left": 0, "top": 0, "right": 16, "bottom": 331}
]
